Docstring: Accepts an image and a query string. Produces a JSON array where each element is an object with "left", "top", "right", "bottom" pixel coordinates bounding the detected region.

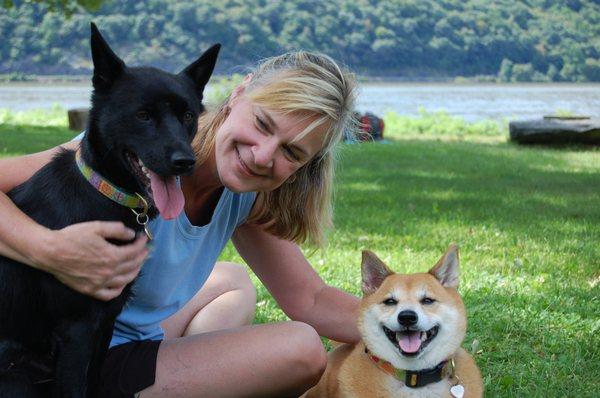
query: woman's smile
[
  {"left": 235, "top": 145, "right": 266, "bottom": 178},
  {"left": 214, "top": 95, "right": 325, "bottom": 193}
]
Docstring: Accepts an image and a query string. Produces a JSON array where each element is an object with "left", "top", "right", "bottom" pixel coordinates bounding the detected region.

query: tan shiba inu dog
[{"left": 306, "top": 245, "right": 483, "bottom": 397}]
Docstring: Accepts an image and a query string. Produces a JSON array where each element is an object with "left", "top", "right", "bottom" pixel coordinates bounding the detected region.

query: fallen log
[{"left": 509, "top": 116, "right": 600, "bottom": 145}]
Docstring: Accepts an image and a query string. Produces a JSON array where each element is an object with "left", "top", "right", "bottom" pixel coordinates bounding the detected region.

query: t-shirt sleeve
[
  {"left": 236, "top": 191, "right": 257, "bottom": 227},
  {"left": 71, "top": 131, "right": 85, "bottom": 142}
]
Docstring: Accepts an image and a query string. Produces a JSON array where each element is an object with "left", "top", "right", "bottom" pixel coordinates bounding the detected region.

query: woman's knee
[
  {"left": 161, "top": 263, "right": 257, "bottom": 338},
  {"left": 283, "top": 322, "right": 327, "bottom": 386},
  {"left": 213, "top": 262, "right": 256, "bottom": 298}
]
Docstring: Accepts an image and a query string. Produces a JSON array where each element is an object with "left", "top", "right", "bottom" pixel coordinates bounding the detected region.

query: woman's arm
[
  {"left": 0, "top": 141, "right": 77, "bottom": 264},
  {"left": 232, "top": 223, "right": 361, "bottom": 343},
  {"left": 0, "top": 142, "right": 79, "bottom": 192},
  {"left": 0, "top": 142, "right": 148, "bottom": 301}
]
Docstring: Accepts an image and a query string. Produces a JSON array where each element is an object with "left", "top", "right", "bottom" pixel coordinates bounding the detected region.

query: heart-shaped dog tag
[{"left": 450, "top": 384, "right": 465, "bottom": 398}]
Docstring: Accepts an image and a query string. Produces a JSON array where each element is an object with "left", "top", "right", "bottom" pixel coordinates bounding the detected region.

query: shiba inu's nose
[
  {"left": 170, "top": 150, "right": 196, "bottom": 174},
  {"left": 398, "top": 310, "right": 418, "bottom": 326}
]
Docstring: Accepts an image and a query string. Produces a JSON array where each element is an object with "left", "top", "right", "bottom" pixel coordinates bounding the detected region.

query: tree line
[{"left": 1, "top": 0, "right": 599, "bottom": 81}]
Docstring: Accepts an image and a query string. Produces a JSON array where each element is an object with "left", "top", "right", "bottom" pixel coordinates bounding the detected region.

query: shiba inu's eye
[
  {"left": 421, "top": 297, "right": 436, "bottom": 305},
  {"left": 183, "top": 112, "right": 194, "bottom": 122},
  {"left": 136, "top": 111, "right": 151, "bottom": 121},
  {"left": 382, "top": 298, "right": 398, "bottom": 306}
]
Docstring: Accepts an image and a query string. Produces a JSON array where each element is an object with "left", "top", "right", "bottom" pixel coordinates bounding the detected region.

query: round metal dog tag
[{"left": 450, "top": 384, "right": 465, "bottom": 398}]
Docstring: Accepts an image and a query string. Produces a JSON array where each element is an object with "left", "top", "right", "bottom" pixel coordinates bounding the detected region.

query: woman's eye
[
  {"left": 421, "top": 297, "right": 436, "bottom": 305},
  {"left": 283, "top": 146, "right": 300, "bottom": 161},
  {"left": 255, "top": 115, "right": 268, "bottom": 130},
  {"left": 383, "top": 298, "right": 398, "bottom": 306},
  {"left": 183, "top": 111, "right": 194, "bottom": 122},
  {"left": 136, "top": 111, "right": 150, "bottom": 121}
]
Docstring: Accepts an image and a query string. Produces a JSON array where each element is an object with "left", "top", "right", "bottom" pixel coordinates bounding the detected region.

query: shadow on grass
[
  {"left": 505, "top": 140, "right": 600, "bottom": 152},
  {"left": 336, "top": 139, "right": 599, "bottom": 244}
]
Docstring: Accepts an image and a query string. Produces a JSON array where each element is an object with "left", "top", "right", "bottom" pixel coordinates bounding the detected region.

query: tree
[
  {"left": 511, "top": 63, "right": 534, "bottom": 82},
  {"left": 2, "top": 0, "right": 104, "bottom": 15},
  {"left": 1, "top": 0, "right": 598, "bottom": 81},
  {"left": 498, "top": 58, "right": 514, "bottom": 82},
  {"left": 582, "top": 58, "right": 600, "bottom": 81}
]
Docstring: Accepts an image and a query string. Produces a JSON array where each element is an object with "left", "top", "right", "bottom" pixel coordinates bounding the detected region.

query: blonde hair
[{"left": 193, "top": 51, "right": 357, "bottom": 246}]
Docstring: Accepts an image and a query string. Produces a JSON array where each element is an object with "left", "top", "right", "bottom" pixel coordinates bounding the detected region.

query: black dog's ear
[
  {"left": 179, "top": 44, "right": 221, "bottom": 95},
  {"left": 90, "top": 22, "right": 126, "bottom": 90}
]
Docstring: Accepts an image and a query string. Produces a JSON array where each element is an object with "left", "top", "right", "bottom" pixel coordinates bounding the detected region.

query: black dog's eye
[
  {"left": 421, "top": 297, "right": 436, "bottom": 305},
  {"left": 383, "top": 298, "right": 398, "bottom": 306},
  {"left": 183, "top": 111, "right": 195, "bottom": 122},
  {"left": 136, "top": 111, "right": 150, "bottom": 121}
]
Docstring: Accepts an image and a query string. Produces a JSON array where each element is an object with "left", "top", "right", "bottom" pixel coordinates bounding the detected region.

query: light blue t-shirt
[
  {"left": 109, "top": 188, "right": 256, "bottom": 347},
  {"left": 70, "top": 133, "right": 256, "bottom": 347}
]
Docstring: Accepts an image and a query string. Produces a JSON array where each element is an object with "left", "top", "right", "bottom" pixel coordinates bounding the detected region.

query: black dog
[{"left": 0, "top": 23, "right": 219, "bottom": 397}]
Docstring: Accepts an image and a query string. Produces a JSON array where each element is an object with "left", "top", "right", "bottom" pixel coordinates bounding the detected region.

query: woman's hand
[
  {"left": 0, "top": 141, "right": 148, "bottom": 301},
  {"left": 34, "top": 221, "right": 149, "bottom": 301}
]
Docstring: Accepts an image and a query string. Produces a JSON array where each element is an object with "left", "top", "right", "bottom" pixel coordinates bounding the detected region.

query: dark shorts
[{"left": 96, "top": 340, "right": 161, "bottom": 398}]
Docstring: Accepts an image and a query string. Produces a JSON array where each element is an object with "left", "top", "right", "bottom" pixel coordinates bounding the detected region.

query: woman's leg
[
  {"left": 160, "top": 261, "right": 257, "bottom": 338},
  {"left": 141, "top": 322, "right": 327, "bottom": 397},
  {"left": 137, "top": 262, "right": 326, "bottom": 397}
]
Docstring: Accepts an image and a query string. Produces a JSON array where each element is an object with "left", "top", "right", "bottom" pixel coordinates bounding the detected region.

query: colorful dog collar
[
  {"left": 364, "top": 347, "right": 454, "bottom": 388},
  {"left": 75, "top": 149, "right": 146, "bottom": 209}
]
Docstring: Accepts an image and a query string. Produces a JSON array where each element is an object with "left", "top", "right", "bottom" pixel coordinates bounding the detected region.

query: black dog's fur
[{"left": 0, "top": 23, "right": 219, "bottom": 397}]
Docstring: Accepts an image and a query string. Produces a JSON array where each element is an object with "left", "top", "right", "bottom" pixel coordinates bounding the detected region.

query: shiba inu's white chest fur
[
  {"left": 339, "top": 382, "right": 452, "bottom": 398},
  {"left": 331, "top": 343, "right": 457, "bottom": 398},
  {"left": 380, "top": 378, "right": 452, "bottom": 398}
]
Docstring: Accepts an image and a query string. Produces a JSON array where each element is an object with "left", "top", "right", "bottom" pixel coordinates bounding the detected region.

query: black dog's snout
[
  {"left": 398, "top": 310, "right": 418, "bottom": 326},
  {"left": 170, "top": 151, "right": 196, "bottom": 174}
]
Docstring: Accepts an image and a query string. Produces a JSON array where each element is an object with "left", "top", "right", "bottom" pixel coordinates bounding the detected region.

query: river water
[{"left": 1, "top": 82, "right": 598, "bottom": 122}]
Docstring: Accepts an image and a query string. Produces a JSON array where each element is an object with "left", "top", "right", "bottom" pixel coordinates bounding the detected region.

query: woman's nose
[{"left": 251, "top": 138, "right": 277, "bottom": 168}]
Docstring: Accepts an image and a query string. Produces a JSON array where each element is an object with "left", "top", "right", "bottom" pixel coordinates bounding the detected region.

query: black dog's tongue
[{"left": 147, "top": 170, "right": 184, "bottom": 220}]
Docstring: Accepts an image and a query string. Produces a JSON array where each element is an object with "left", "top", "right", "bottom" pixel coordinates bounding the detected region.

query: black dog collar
[{"left": 364, "top": 347, "right": 454, "bottom": 388}]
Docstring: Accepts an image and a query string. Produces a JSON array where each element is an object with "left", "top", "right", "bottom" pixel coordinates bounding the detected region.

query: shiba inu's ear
[
  {"left": 180, "top": 44, "right": 221, "bottom": 95},
  {"left": 90, "top": 23, "right": 126, "bottom": 90},
  {"left": 361, "top": 250, "right": 393, "bottom": 295},
  {"left": 429, "top": 244, "right": 460, "bottom": 288}
]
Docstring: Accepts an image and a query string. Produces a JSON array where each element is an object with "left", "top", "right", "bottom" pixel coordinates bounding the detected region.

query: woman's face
[{"left": 214, "top": 93, "right": 326, "bottom": 193}]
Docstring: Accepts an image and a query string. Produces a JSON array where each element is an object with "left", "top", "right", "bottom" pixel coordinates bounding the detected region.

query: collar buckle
[{"left": 130, "top": 193, "right": 153, "bottom": 240}]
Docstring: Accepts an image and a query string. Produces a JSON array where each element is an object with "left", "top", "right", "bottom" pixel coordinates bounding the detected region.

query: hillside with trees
[{"left": 1, "top": 0, "right": 599, "bottom": 81}]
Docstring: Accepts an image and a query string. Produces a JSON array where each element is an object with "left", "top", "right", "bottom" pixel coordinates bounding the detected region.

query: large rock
[{"left": 509, "top": 116, "right": 600, "bottom": 145}]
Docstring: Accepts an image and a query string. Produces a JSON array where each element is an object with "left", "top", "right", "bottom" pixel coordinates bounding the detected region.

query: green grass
[
  {"left": 1, "top": 109, "right": 599, "bottom": 396},
  {"left": 0, "top": 106, "right": 74, "bottom": 155},
  {"left": 384, "top": 108, "right": 506, "bottom": 138}
]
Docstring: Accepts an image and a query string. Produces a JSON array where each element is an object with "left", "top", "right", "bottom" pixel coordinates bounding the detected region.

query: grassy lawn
[{"left": 1, "top": 109, "right": 599, "bottom": 396}]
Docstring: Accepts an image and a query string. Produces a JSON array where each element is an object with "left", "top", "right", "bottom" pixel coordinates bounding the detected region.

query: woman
[{"left": 0, "top": 51, "right": 360, "bottom": 397}]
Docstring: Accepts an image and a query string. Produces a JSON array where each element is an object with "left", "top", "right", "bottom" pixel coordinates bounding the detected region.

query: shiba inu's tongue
[
  {"left": 399, "top": 331, "right": 422, "bottom": 353},
  {"left": 147, "top": 170, "right": 184, "bottom": 220}
]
